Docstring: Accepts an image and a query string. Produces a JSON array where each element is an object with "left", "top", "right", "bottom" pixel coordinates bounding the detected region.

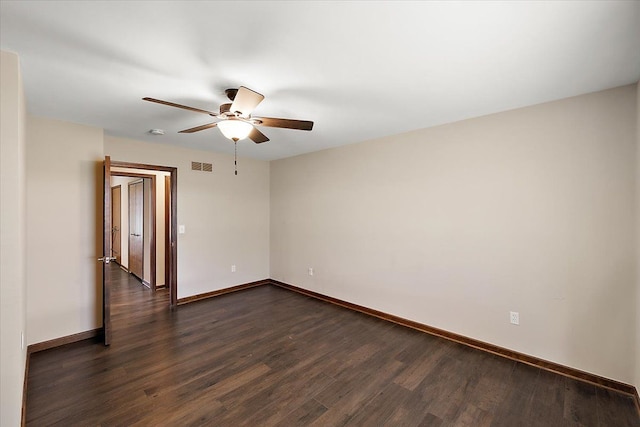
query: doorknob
[{"left": 98, "top": 256, "right": 117, "bottom": 264}]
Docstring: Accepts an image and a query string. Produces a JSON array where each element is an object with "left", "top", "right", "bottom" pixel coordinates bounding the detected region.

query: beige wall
[
  {"left": 26, "top": 116, "right": 104, "bottom": 345},
  {"left": 271, "top": 85, "right": 638, "bottom": 384},
  {"left": 0, "top": 50, "right": 27, "bottom": 427},
  {"left": 104, "top": 136, "right": 270, "bottom": 298}
]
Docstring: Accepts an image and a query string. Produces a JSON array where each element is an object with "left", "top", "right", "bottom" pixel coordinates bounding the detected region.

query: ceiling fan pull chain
[{"left": 234, "top": 140, "right": 238, "bottom": 176}]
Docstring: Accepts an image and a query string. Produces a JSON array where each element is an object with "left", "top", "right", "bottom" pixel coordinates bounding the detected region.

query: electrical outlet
[
  {"left": 308, "top": 267, "right": 314, "bottom": 276},
  {"left": 231, "top": 264, "right": 236, "bottom": 273},
  {"left": 510, "top": 311, "right": 520, "bottom": 325}
]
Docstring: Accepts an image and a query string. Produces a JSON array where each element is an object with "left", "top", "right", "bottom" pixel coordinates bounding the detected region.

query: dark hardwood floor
[{"left": 26, "top": 265, "right": 640, "bottom": 426}]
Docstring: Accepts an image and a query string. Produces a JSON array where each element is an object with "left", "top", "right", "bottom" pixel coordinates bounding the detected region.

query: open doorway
[
  {"left": 106, "top": 160, "right": 177, "bottom": 301},
  {"left": 110, "top": 172, "right": 165, "bottom": 288}
]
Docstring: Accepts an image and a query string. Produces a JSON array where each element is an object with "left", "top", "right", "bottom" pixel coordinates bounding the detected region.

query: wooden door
[
  {"left": 102, "top": 156, "right": 113, "bottom": 346},
  {"left": 164, "top": 175, "right": 171, "bottom": 289},
  {"left": 111, "top": 185, "right": 122, "bottom": 265},
  {"left": 128, "top": 181, "right": 144, "bottom": 280}
]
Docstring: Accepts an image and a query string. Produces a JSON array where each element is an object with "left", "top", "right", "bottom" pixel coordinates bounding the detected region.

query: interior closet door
[{"left": 128, "top": 181, "right": 144, "bottom": 280}]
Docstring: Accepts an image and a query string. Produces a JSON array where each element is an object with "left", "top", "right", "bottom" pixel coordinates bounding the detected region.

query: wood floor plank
[
  {"left": 564, "top": 377, "right": 598, "bottom": 426},
  {"left": 345, "top": 382, "right": 417, "bottom": 426},
  {"left": 524, "top": 368, "right": 566, "bottom": 426},
  {"left": 311, "top": 358, "right": 406, "bottom": 423},
  {"left": 462, "top": 353, "right": 515, "bottom": 414},
  {"left": 489, "top": 362, "right": 540, "bottom": 425},
  {"left": 218, "top": 350, "right": 335, "bottom": 411},
  {"left": 24, "top": 265, "right": 640, "bottom": 426},
  {"left": 223, "top": 371, "right": 335, "bottom": 426},
  {"left": 381, "top": 383, "right": 438, "bottom": 427},
  {"left": 278, "top": 398, "right": 329, "bottom": 426},
  {"left": 450, "top": 403, "right": 493, "bottom": 427},
  {"left": 393, "top": 336, "right": 452, "bottom": 391},
  {"left": 416, "top": 350, "right": 476, "bottom": 420},
  {"left": 418, "top": 412, "right": 445, "bottom": 426},
  {"left": 596, "top": 386, "right": 640, "bottom": 427}
]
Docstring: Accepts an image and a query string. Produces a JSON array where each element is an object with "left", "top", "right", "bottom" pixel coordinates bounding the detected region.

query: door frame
[{"left": 108, "top": 160, "right": 178, "bottom": 307}]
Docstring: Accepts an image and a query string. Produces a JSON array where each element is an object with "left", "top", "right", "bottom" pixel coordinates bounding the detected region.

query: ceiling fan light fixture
[{"left": 217, "top": 119, "right": 253, "bottom": 141}]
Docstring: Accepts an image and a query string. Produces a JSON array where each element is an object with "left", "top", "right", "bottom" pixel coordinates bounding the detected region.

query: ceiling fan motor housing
[
  {"left": 219, "top": 103, "right": 231, "bottom": 115},
  {"left": 225, "top": 88, "right": 238, "bottom": 101}
]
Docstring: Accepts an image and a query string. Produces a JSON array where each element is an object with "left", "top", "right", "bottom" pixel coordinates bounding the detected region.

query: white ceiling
[{"left": 1, "top": 1, "right": 639, "bottom": 161}]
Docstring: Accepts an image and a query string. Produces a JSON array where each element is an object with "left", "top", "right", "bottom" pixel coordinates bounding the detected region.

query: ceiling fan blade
[
  {"left": 248, "top": 127, "right": 270, "bottom": 144},
  {"left": 230, "top": 86, "right": 264, "bottom": 117},
  {"left": 143, "top": 97, "right": 216, "bottom": 115},
  {"left": 254, "top": 117, "right": 314, "bottom": 131},
  {"left": 179, "top": 122, "right": 218, "bottom": 133}
]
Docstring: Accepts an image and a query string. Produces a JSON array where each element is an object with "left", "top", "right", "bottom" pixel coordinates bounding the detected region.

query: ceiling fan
[{"left": 142, "top": 86, "right": 314, "bottom": 144}]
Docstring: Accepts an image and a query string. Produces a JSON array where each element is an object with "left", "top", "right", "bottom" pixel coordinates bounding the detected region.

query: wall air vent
[{"left": 191, "top": 161, "right": 212, "bottom": 173}]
